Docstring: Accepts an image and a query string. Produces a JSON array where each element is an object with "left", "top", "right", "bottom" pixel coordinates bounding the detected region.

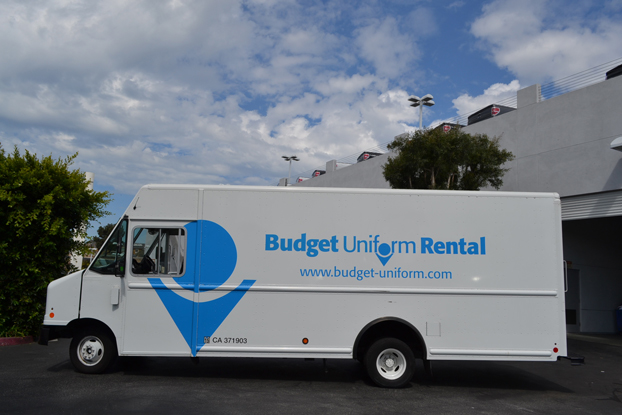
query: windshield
[{"left": 89, "top": 219, "right": 127, "bottom": 275}]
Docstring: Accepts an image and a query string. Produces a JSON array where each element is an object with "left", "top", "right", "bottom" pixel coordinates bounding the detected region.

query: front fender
[{"left": 43, "top": 270, "right": 83, "bottom": 326}]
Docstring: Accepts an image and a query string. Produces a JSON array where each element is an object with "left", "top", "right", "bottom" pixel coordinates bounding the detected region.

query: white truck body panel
[{"left": 44, "top": 185, "right": 567, "bottom": 363}]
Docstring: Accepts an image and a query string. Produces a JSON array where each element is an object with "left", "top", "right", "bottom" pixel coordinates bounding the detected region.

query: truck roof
[{"left": 136, "top": 184, "right": 560, "bottom": 200}]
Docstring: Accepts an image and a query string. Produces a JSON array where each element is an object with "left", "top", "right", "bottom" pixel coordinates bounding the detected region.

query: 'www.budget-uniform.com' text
[{"left": 300, "top": 266, "right": 452, "bottom": 281}]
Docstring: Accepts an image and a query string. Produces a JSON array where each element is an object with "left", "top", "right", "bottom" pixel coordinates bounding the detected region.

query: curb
[{"left": 0, "top": 336, "right": 34, "bottom": 346}]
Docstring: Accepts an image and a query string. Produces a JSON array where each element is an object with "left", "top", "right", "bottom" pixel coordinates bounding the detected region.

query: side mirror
[
  {"left": 114, "top": 258, "right": 125, "bottom": 278},
  {"left": 114, "top": 222, "right": 126, "bottom": 278}
]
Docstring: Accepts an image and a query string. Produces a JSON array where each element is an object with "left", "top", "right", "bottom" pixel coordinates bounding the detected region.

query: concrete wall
[
  {"left": 294, "top": 153, "right": 393, "bottom": 189},
  {"left": 464, "top": 75, "right": 622, "bottom": 197}
]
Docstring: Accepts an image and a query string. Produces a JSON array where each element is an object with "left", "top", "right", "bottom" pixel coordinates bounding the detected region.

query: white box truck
[{"left": 40, "top": 185, "right": 567, "bottom": 387}]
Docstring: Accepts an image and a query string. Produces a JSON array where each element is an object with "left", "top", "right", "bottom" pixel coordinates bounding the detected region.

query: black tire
[
  {"left": 69, "top": 328, "right": 117, "bottom": 374},
  {"left": 364, "top": 338, "right": 415, "bottom": 388}
]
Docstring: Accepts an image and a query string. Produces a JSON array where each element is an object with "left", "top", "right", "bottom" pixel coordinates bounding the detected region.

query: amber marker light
[
  {"left": 302, "top": 338, "right": 309, "bottom": 345},
  {"left": 49, "top": 313, "right": 55, "bottom": 318}
]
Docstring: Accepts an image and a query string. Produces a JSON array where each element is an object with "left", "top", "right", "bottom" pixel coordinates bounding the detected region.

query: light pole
[
  {"left": 408, "top": 94, "right": 435, "bottom": 129},
  {"left": 282, "top": 155, "right": 299, "bottom": 185}
]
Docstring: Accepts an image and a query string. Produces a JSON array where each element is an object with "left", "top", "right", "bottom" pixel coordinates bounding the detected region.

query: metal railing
[{"left": 292, "top": 57, "right": 622, "bottom": 181}]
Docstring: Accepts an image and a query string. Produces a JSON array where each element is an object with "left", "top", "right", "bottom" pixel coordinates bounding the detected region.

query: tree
[
  {"left": 0, "top": 145, "right": 111, "bottom": 337},
  {"left": 382, "top": 127, "right": 515, "bottom": 190},
  {"left": 91, "top": 223, "right": 116, "bottom": 249}
]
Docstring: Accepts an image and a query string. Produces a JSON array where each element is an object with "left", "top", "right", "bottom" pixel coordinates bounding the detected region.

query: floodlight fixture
[
  {"left": 408, "top": 94, "right": 435, "bottom": 129},
  {"left": 282, "top": 155, "right": 300, "bottom": 185}
]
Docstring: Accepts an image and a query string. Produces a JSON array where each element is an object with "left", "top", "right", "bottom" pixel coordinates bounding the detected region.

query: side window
[
  {"left": 131, "top": 227, "right": 186, "bottom": 277},
  {"left": 90, "top": 219, "right": 127, "bottom": 275}
]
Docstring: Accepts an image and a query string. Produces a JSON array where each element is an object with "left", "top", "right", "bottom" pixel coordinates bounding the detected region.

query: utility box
[
  {"left": 357, "top": 152, "right": 383, "bottom": 163},
  {"left": 468, "top": 104, "right": 516, "bottom": 126},
  {"left": 435, "top": 123, "right": 464, "bottom": 132}
]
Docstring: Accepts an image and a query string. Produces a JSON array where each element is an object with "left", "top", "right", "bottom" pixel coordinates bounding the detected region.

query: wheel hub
[
  {"left": 376, "top": 348, "right": 406, "bottom": 380},
  {"left": 78, "top": 337, "right": 104, "bottom": 365}
]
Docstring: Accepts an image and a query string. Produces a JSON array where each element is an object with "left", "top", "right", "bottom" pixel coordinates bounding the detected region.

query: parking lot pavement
[{"left": 1, "top": 335, "right": 621, "bottom": 415}]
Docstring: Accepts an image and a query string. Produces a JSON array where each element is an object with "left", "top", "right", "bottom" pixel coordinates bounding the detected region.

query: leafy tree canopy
[
  {"left": 382, "top": 127, "right": 515, "bottom": 190},
  {"left": 91, "top": 223, "right": 116, "bottom": 249},
  {"left": 0, "top": 145, "right": 111, "bottom": 337}
]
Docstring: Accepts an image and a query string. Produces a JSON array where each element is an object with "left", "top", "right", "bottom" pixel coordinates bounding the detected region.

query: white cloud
[
  {"left": 315, "top": 74, "right": 382, "bottom": 95},
  {"left": 470, "top": 0, "right": 622, "bottom": 83},
  {"left": 607, "top": 0, "right": 622, "bottom": 10},
  {"left": 2, "top": 71, "right": 418, "bottom": 194},
  {"left": 452, "top": 80, "right": 520, "bottom": 116},
  {"left": 406, "top": 7, "right": 438, "bottom": 36},
  {"left": 355, "top": 17, "right": 420, "bottom": 78},
  {"left": 0, "top": 0, "right": 430, "bottom": 214},
  {"left": 446, "top": 1, "right": 466, "bottom": 10}
]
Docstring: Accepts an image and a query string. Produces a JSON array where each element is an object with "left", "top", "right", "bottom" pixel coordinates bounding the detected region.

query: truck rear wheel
[
  {"left": 364, "top": 338, "right": 415, "bottom": 388},
  {"left": 70, "top": 329, "right": 117, "bottom": 374}
]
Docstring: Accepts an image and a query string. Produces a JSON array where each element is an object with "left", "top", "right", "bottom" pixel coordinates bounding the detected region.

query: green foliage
[
  {"left": 0, "top": 145, "right": 110, "bottom": 337},
  {"left": 382, "top": 128, "right": 515, "bottom": 190},
  {"left": 91, "top": 223, "right": 115, "bottom": 249}
]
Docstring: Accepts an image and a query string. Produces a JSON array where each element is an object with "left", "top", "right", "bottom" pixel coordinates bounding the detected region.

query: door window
[{"left": 131, "top": 227, "right": 186, "bottom": 276}]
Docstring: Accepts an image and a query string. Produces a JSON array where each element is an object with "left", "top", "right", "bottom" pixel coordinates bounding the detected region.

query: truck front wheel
[
  {"left": 70, "top": 329, "right": 117, "bottom": 374},
  {"left": 364, "top": 338, "right": 415, "bottom": 388}
]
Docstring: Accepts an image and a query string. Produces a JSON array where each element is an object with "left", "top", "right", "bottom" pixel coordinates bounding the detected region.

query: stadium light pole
[
  {"left": 408, "top": 94, "right": 435, "bottom": 129},
  {"left": 282, "top": 155, "right": 299, "bottom": 185}
]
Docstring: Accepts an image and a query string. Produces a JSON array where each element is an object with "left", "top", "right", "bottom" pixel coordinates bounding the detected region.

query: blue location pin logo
[{"left": 376, "top": 242, "right": 393, "bottom": 266}]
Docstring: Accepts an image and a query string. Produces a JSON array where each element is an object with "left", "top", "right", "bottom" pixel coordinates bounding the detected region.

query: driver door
[{"left": 80, "top": 219, "right": 128, "bottom": 346}]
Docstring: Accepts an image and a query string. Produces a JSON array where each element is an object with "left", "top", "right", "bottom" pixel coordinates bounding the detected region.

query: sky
[{"left": 2, "top": 0, "right": 622, "bottom": 233}]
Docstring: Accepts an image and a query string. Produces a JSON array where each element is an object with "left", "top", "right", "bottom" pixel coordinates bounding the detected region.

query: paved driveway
[{"left": 1, "top": 335, "right": 621, "bottom": 414}]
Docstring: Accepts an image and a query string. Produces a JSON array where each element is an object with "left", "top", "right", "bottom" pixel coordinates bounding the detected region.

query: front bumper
[{"left": 38, "top": 325, "right": 70, "bottom": 345}]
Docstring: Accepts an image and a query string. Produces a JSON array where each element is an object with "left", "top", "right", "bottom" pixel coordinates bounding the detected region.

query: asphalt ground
[{"left": 1, "top": 335, "right": 621, "bottom": 415}]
